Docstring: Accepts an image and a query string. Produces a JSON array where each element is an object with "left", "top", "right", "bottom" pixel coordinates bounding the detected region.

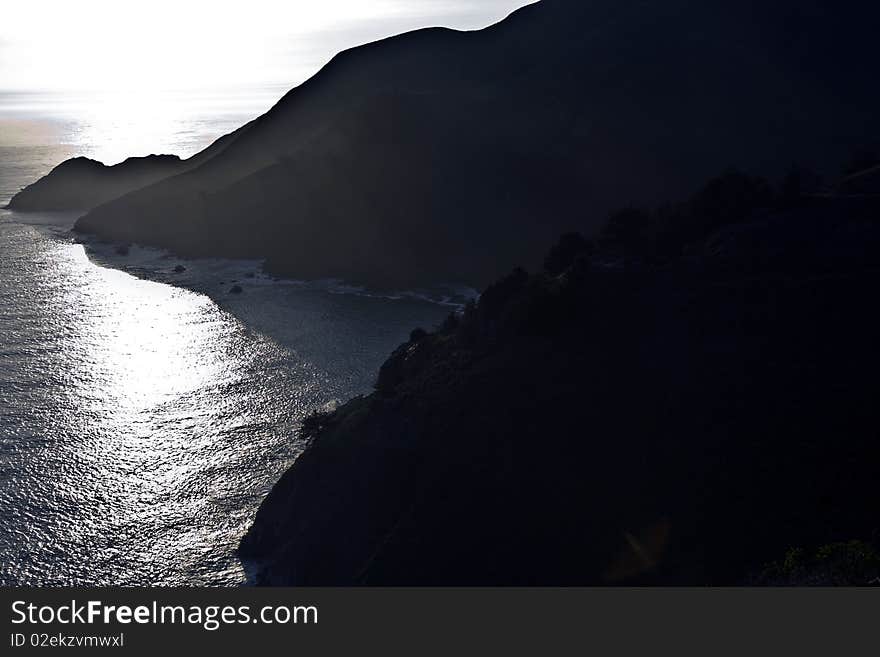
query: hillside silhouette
[
  {"left": 239, "top": 167, "right": 880, "bottom": 585},
  {"left": 6, "top": 128, "right": 244, "bottom": 211},
  {"left": 10, "top": 0, "right": 879, "bottom": 287}
]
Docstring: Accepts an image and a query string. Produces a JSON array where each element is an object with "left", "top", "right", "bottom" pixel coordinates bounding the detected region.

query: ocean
[{"left": 0, "top": 90, "right": 454, "bottom": 585}]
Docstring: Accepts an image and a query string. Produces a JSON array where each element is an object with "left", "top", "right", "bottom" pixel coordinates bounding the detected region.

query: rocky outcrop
[
  {"left": 239, "top": 179, "right": 880, "bottom": 585},
  {"left": 7, "top": 124, "right": 247, "bottom": 212},
  {"left": 7, "top": 155, "right": 184, "bottom": 211}
]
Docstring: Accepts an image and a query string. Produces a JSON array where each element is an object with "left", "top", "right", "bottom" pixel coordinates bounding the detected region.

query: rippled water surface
[{"left": 0, "top": 93, "right": 450, "bottom": 585}]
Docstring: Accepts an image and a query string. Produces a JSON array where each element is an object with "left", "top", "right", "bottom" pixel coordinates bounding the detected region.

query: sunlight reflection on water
[
  {"left": 0, "top": 90, "right": 451, "bottom": 585},
  {"left": 0, "top": 216, "right": 449, "bottom": 586},
  {"left": 0, "top": 89, "right": 279, "bottom": 166},
  {"left": 0, "top": 234, "right": 315, "bottom": 585}
]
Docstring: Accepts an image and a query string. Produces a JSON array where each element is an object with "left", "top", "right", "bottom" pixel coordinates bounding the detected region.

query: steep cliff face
[
  {"left": 62, "top": 0, "right": 880, "bottom": 287},
  {"left": 239, "top": 181, "right": 880, "bottom": 585}
]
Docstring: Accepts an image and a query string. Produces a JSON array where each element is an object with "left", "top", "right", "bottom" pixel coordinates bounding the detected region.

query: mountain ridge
[
  {"left": 6, "top": 123, "right": 250, "bottom": 211},
  {"left": 12, "top": 0, "right": 880, "bottom": 287}
]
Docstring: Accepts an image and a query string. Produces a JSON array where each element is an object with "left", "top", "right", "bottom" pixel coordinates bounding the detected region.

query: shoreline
[
  {"left": 0, "top": 207, "right": 454, "bottom": 586},
  {"left": 4, "top": 208, "right": 470, "bottom": 361}
]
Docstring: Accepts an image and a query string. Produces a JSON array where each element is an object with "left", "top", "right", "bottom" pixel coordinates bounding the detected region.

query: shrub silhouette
[
  {"left": 440, "top": 312, "right": 460, "bottom": 333},
  {"left": 688, "top": 171, "right": 773, "bottom": 231},
  {"left": 757, "top": 540, "right": 880, "bottom": 585},
  {"left": 780, "top": 165, "right": 822, "bottom": 207},
  {"left": 843, "top": 149, "right": 879, "bottom": 176},
  {"left": 478, "top": 267, "right": 529, "bottom": 320},
  {"left": 602, "top": 207, "right": 653, "bottom": 247},
  {"left": 543, "top": 232, "right": 593, "bottom": 276}
]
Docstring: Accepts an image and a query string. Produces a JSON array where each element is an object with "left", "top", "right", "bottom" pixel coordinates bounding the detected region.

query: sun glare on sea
[
  {"left": 68, "top": 261, "right": 227, "bottom": 411},
  {"left": 1, "top": 0, "right": 530, "bottom": 164},
  {"left": 47, "top": 242, "right": 254, "bottom": 584},
  {"left": 0, "top": 214, "right": 320, "bottom": 585},
  {"left": 65, "top": 92, "right": 202, "bottom": 166},
  {"left": 50, "top": 90, "right": 278, "bottom": 165}
]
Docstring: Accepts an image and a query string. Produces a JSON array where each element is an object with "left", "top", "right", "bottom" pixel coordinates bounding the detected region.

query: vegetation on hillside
[{"left": 241, "top": 162, "right": 880, "bottom": 585}]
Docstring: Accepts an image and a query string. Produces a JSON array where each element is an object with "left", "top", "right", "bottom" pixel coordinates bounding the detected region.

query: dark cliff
[
  {"left": 7, "top": 124, "right": 246, "bottom": 212},
  {"left": 62, "top": 0, "right": 880, "bottom": 287},
  {"left": 239, "top": 172, "right": 880, "bottom": 585},
  {"left": 7, "top": 155, "right": 184, "bottom": 211}
]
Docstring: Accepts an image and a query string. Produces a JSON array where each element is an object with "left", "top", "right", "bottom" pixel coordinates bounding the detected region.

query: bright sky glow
[{"left": 0, "top": 1, "right": 531, "bottom": 92}]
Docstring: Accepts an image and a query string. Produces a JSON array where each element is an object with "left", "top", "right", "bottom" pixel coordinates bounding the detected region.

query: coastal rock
[
  {"left": 7, "top": 123, "right": 247, "bottom": 212},
  {"left": 8, "top": 155, "right": 183, "bottom": 212},
  {"left": 240, "top": 185, "right": 880, "bottom": 585}
]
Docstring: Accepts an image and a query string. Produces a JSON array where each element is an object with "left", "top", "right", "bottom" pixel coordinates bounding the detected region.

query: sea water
[{"left": 0, "top": 90, "right": 453, "bottom": 585}]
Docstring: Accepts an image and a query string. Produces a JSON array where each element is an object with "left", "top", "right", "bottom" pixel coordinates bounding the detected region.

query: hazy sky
[{"left": 0, "top": 0, "right": 533, "bottom": 93}]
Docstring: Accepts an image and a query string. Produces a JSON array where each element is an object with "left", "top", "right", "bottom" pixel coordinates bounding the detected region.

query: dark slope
[
  {"left": 239, "top": 178, "right": 880, "bottom": 585},
  {"left": 71, "top": 0, "right": 880, "bottom": 287},
  {"left": 7, "top": 155, "right": 185, "bottom": 211},
  {"left": 839, "top": 165, "right": 880, "bottom": 195},
  {"left": 7, "top": 122, "right": 248, "bottom": 211}
]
